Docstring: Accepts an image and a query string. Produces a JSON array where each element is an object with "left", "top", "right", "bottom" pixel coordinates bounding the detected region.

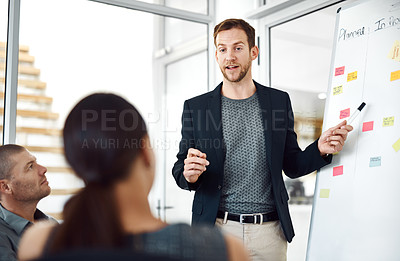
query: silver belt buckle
[{"left": 239, "top": 213, "right": 263, "bottom": 224}]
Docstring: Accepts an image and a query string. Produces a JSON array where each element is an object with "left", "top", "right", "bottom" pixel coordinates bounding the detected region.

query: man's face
[
  {"left": 8, "top": 149, "right": 50, "bottom": 202},
  {"left": 215, "top": 28, "right": 258, "bottom": 83}
]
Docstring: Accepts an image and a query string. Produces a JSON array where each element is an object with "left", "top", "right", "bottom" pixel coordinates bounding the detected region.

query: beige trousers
[{"left": 216, "top": 218, "right": 287, "bottom": 261}]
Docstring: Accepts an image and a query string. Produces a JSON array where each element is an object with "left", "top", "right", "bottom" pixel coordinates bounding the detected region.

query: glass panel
[
  {"left": 165, "top": 0, "right": 207, "bottom": 14},
  {"left": 0, "top": 0, "right": 7, "bottom": 42},
  {"left": 165, "top": 17, "right": 207, "bottom": 48},
  {"left": 215, "top": 0, "right": 258, "bottom": 19},
  {"left": 164, "top": 51, "right": 208, "bottom": 223},
  {"left": 0, "top": 0, "right": 8, "bottom": 145},
  {"left": 136, "top": 0, "right": 208, "bottom": 14},
  {"left": 17, "top": 0, "right": 155, "bottom": 219},
  {"left": 14, "top": 0, "right": 209, "bottom": 222}
]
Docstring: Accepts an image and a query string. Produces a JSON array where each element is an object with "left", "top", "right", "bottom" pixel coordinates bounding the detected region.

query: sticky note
[
  {"left": 362, "top": 121, "right": 374, "bottom": 132},
  {"left": 393, "top": 138, "right": 400, "bottom": 152},
  {"left": 320, "top": 189, "right": 330, "bottom": 198},
  {"left": 383, "top": 116, "right": 394, "bottom": 127},
  {"left": 347, "top": 71, "right": 357, "bottom": 82},
  {"left": 333, "top": 85, "right": 343, "bottom": 96},
  {"left": 388, "top": 40, "right": 400, "bottom": 62},
  {"left": 369, "top": 156, "right": 381, "bottom": 167},
  {"left": 391, "top": 70, "right": 400, "bottom": 81},
  {"left": 335, "top": 66, "right": 345, "bottom": 76},
  {"left": 340, "top": 108, "right": 350, "bottom": 119},
  {"left": 333, "top": 165, "right": 343, "bottom": 176}
]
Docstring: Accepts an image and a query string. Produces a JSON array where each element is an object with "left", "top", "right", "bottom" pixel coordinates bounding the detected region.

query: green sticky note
[
  {"left": 320, "top": 189, "right": 330, "bottom": 198},
  {"left": 393, "top": 138, "right": 400, "bottom": 152},
  {"left": 369, "top": 156, "right": 381, "bottom": 167}
]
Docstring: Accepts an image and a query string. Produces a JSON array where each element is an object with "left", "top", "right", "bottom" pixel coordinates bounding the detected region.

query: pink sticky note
[
  {"left": 340, "top": 108, "right": 350, "bottom": 119},
  {"left": 362, "top": 121, "right": 374, "bottom": 132},
  {"left": 335, "top": 66, "right": 345, "bottom": 76},
  {"left": 333, "top": 165, "right": 344, "bottom": 176}
]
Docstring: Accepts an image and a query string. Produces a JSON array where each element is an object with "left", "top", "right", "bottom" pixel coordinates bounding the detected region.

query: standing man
[
  {"left": 172, "top": 19, "right": 352, "bottom": 260},
  {"left": 0, "top": 144, "right": 55, "bottom": 261}
]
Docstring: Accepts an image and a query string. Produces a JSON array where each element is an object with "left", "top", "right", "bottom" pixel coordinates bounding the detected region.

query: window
[
  {"left": 16, "top": 0, "right": 154, "bottom": 217},
  {"left": 11, "top": 0, "right": 209, "bottom": 220}
]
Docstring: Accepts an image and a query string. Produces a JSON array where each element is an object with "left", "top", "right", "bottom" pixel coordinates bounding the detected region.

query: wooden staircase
[{"left": 0, "top": 42, "right": 82, "bottom": 220}]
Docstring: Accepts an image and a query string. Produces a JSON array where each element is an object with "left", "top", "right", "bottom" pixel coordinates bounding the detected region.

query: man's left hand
[{"left": 318, "top": 120, "right": 353, "bottom": 156}]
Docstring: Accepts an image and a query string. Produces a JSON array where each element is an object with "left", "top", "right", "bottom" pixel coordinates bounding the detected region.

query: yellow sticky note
[
  {"left": 333, "top": 85, "right": 343, "bottom": 96},
  {"left": 383, "top": 116, "right": 394, "bottom": 127},
  {"left": 347, "top": 71, "right": 357, "bottom": 82},
  {"left": 393, "top": 138, "right": 400, "bottom": 152},
  {"left": 388, "top": 40, "right": 400, "bottom": 62},
  {"left": 391, "top": 70, "right": 400, "bottom": 81},
  {"left": 320, "top": 189, "right": 330, "bottom": 198}
]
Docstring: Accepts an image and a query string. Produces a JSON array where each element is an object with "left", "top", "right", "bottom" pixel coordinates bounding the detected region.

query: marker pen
[{"left": 347, "top": 102, "right": 366, "bottom": 125}]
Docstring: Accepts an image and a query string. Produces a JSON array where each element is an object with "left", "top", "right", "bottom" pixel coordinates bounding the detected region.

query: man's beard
[
  {"left": 12, "top": 181, "right": 51, "bottom": 202},
  {"left": 221, "top": 59, "right": 252, "bottom": 83}
]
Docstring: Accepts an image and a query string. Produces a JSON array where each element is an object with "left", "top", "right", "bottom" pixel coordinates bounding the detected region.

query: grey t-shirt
[{"left": 219, "top": 92, "right": 276, "bottom": 214}]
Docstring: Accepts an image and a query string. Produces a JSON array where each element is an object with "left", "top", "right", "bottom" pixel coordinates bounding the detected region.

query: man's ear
[
  {"left": 0, "top": 180, "right": 12, "bottom": 195},
  {"left": 250, "top": 45, "right": 259, "bottom": 61}
]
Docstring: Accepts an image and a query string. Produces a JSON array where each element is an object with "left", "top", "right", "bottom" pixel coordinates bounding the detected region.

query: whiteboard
[{"left": 307, "top": 0, "right": 400, "bottom": 260}]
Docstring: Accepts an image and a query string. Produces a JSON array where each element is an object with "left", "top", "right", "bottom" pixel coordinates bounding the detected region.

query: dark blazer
[{"left": 172, "top": 81, "right": 332, "bottom": 242}]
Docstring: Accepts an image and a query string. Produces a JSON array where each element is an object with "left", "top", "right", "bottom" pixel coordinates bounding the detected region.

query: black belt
[{"left": 217, "top": 210, "right": 279, "bottom": 224}]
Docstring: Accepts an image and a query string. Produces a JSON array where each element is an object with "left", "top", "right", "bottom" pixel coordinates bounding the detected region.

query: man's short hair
[
  {"left": 0, "top": 144, "right": 26, "bottom": 180},
  {"left": 213, "top": 18, "right": 256, "bottom": 48}
]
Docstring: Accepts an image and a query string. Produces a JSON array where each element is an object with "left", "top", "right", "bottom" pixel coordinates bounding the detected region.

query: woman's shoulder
[
  {"left": 142, "top": 223, "right": 249, "bottom": 261},
  {"left": 140, "top": 223, "right": 228, "bottom": 260},
  {"left": 154, "top": 222, "right": 225, "bottom": 241},
  {"left": 18, "top": 221, "right": 58, "bottom": 261}
]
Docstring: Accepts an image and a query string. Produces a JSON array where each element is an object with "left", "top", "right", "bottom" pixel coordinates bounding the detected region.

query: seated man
[{"left": 0, "top": 144, "right": 56, "bottom": 261}]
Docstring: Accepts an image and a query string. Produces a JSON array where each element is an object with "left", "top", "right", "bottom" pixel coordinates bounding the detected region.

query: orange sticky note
[
  {"left": 333, "top": 165, "right": 343, "bottom": 176},
  {"left": 391, "top": 70, "right": 400, "bottom": 81},
  {"left": 347, "top": 71, "right": 357, "bottom": 82},
  {"left": 340, "top": 108, "right": 350, "bottom": 119},
  {"left": 388, "top": 40, "right": 400, "bottom": 62},
  {"left": 362, "top": 121, "right": 374, "bottom": 132}
]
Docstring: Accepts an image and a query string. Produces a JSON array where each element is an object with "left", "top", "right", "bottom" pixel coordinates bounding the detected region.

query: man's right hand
[{"left": 183, "top": 148, "right": 209, "bottom": 183}]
